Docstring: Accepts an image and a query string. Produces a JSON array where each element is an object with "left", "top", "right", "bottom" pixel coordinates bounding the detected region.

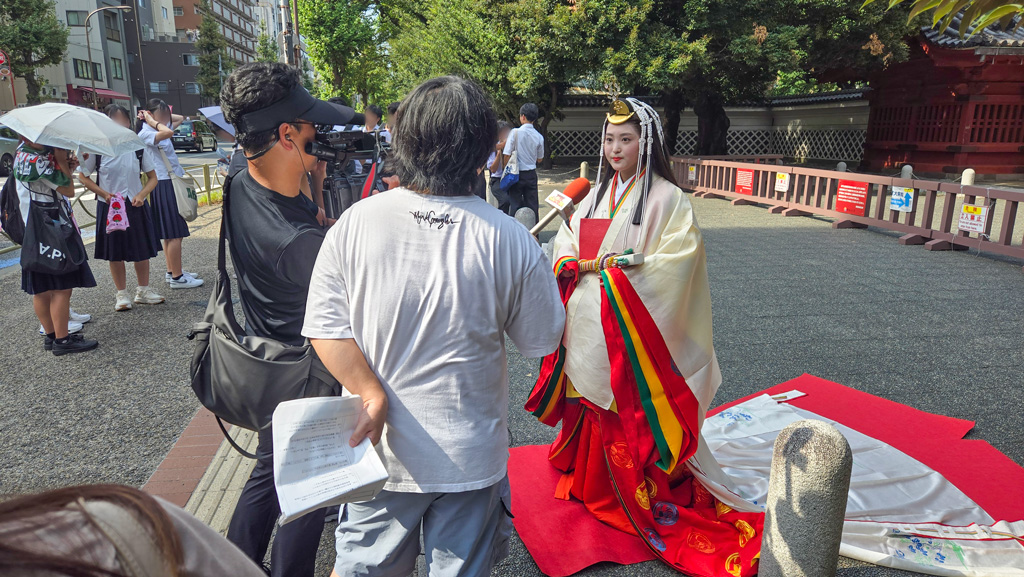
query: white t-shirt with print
[
  {"left": 139, "top": 124, "right": 184, "bottom": 180},
  {"left": 302, "top": 187, "right": 566, "bottom": 493}
]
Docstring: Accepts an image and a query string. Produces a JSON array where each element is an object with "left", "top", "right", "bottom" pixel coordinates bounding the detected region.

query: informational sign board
[
  {"left": 735, "top": 169, "right": 754, "bottom": 195},
  {"left": 835, "top": 180, "right": 869, "bottom": 216},
  {"left": 774, "top": 173, "right": 790, "bottom": 193},
  {"left": 687, "top": 165, "right": 696, "bottom": 182},
  {"left": 957, "top": 204, "right": 989, "bottom": 234},
  {"left": 890, "top": 186, "right": 915, "bottom": 213}
]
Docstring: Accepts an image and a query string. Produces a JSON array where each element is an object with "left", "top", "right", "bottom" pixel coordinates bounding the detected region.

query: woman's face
[
  {"left": 603, "top": 123, "right": 641, "bottom": 175},
  {"left": 498, "top": 126, "right": 511, "bottom": 142},
  {"left": 152, "top": 106, "right": 171, "bottom": 125},
  {"left": 109, "top": 110, "right": 131, "bottom": 129}
]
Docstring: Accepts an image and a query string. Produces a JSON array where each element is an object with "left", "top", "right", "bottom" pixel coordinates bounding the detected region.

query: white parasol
[
  {"left": 0, "top": 102, "right": 145, "bottom": 157},
  {"left": 199, "top": 105, "right": 235, "bottom": 137}
]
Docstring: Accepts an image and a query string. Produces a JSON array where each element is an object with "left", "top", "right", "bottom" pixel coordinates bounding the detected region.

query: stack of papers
[{"left": 273, "top": 396, "right": 389, "bottom": 524}]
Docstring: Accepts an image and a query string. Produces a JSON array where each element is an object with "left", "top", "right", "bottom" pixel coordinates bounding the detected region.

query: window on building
[
  {"left": 150, "top": 81, "right": 168, "bottom": 93},
  {"left": 194, "top": 3, "right": 200, "bottom": 13},
  {"left": 104, "top": 12, "right": 121, "bottom": 42},
  {"left": 173, "top": 6, "right": 183, "bottom": 16},
  {"left": 111, "top": 57, "right": 124, "bottom": 79},
  {"left": 183, "top": 53, "right": 199, "bottom": 66},
  {"left": 73, "top": 58, "right": 92, "bottom": 79},
  {"left": 92, "top": 63, "right": 103, "bottom": 81},
  {"left": 185, "top": 82, "right": 200, "bottom": 94},
  {"left": 138, "top": 0, "right": 147, "bottom": 7},
  {"left": 66, "top": 10, "right": 86, "bottom": 26},
  {"left": 162, "top": 6, "right": 168, "bottom": 19}
]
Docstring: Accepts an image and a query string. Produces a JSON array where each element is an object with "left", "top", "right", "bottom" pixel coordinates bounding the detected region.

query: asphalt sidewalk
[{"left": 0, "top": 170, "right": 1021, "bottom": 576}]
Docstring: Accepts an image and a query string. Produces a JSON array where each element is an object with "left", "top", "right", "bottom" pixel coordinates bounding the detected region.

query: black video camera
[{"left": 305, "top": 127, "right": 390, "bottom": 218}]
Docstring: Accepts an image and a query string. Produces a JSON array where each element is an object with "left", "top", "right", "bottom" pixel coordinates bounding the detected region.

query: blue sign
[{"left": 890, "top": 186, "right": 915, "bottom": 213}]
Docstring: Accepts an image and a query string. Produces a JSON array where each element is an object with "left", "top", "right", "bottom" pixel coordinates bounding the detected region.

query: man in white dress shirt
[{"left": 502, "top": 103, "right": 545, "bottom": 221}]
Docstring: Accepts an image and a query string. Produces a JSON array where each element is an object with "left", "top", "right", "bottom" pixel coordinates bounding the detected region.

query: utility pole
[
  {"left": 279, "top": 0, "right": 294, "bottom": 66},
  {"left": 291, "top": 0, "right": 301, "bottom": 69}
]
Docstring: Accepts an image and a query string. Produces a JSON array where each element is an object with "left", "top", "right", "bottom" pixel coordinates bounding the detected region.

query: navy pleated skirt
[
  {"left": 94, "top": 199, "right": 162, "bottom": 262},
  {"left": 149, "top": 179, "right": 191, "bottom": 240},
  {"left": 22, "top": 261, "right": 97, "bottom": 295}
]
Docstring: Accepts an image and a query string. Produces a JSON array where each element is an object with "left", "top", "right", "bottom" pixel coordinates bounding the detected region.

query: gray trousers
[{"left": 334, "top": 476, "right": 513, "bottom": 577}]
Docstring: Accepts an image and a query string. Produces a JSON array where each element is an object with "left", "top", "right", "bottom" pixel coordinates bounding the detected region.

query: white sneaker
[
  {"left": 38, "top": 321, "right": 84, "bottom": 335},
  {"left": 134, "top": 286, "right": 166, "bottom": 304},
  {"left": 168, "top": 273, "right": 205, "bottom": 289},
  {"left": 165, "top": 270, "right": 201, "bottom": 283},
  {"left": 69, "top": 309, "right": 92, "bottom": 324},
  {"left": 115, "top": 290, "right": 133, "bottom": 311}
]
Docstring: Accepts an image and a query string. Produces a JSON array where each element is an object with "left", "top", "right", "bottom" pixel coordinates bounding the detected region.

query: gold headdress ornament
[{"left": 606, "top": 99, "right": 635, "bottom": 125}]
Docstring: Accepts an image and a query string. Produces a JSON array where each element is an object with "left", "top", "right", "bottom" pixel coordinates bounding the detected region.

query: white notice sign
[
  {"left": 273, "top": 396, "right": 388, "bottom": 524},
  {"left": 957, "top": 204, "right": 989, "bottom": 234},
  {"left": 687, "top": 166, "right": 696, "bottom": 181},
  {"left": 774, "top": 173, "right": 790, "bottom": 193},
  {"left": 890, "top": 186, "right": 915, "bottom": 213}
]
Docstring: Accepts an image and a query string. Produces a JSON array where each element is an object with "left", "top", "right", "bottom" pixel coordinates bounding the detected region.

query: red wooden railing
[{"left": 671, "top": 157, "right": 1024, "bottom": 270}]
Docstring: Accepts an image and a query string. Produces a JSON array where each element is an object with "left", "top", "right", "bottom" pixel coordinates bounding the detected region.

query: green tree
[
  {"left": 0, "top": 0, "right": 69, "bottom": 104},
  {"left": 297, "top": 0, "right": 374, "bottom": 98},
  {"left": 255, "top": 20, "right": 278, "bottom": 62},
  {"left": 195, "top": 0, "right": 233, "bottom": 103}
]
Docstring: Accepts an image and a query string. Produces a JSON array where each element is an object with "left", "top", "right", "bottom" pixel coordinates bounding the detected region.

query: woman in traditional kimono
[{"left": 527, "top": 98, "right": 764, "bottom": 577}]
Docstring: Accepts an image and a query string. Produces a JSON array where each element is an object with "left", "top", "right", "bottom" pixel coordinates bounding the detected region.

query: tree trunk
[
  {"left": 661, "top": 89, "right": 686, "bottom": 156},
  {"left": 539, "top": 83, "right": 558, "bottom": 169},
  {"left": 24, "top": 69, "right": 42, "bottom": 105},
  {"left": 694, "top": 92, "right": 729, "bottom": 156}
]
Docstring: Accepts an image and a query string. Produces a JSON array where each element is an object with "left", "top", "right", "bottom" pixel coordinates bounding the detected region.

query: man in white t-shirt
[{"left": 303, "top": 76, "right": 565, "bottom": 577}]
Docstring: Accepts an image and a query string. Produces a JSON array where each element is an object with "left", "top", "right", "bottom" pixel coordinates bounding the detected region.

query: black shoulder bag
[
  {"left": 20, "top": 187, "right": 87, "bottom": 275},
  {"left": 187, "top": 171, "right": 341, "bottom": 457}
]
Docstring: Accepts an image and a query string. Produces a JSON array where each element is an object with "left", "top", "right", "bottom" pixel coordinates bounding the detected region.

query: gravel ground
[{"left": 2, "top": 168, "right": 1022, "bottom": 576}]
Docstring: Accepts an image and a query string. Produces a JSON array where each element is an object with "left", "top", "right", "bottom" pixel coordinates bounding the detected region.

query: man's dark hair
[
  {"left": 519, "top": 103, "right": 539, "bottom": 122},
  {"left": 365, "top": 104, "right": 383, "bottom": 120},
  {"left": 220, "top": 62, "right": 303, "bottom": 152},
  {"left": 387, "top": 101, "right": 400, "bottom": 116},
  {"left": 390, "top": 76, "right": 496, "bottom": 197}
]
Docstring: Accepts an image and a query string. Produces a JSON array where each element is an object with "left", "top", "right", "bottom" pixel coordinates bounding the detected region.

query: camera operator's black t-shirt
[{"left": 225, "top": 167, "right": 325, "bottom": 346}]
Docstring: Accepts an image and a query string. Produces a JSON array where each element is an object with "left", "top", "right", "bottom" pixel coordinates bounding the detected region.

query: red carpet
[{"left": 508, "top": 373, "right": 1024, "bottom": 576}]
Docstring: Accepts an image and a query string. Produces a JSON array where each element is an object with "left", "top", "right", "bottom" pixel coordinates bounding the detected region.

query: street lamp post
[{"left": 85, "top": 5, "right": 133, "bottom": 110}]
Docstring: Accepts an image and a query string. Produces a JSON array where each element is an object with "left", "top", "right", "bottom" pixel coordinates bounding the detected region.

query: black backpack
[{"left": 0, "top": 174, "right": 25, "bottom": 245}]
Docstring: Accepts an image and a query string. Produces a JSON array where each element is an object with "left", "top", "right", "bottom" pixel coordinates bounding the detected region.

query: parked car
[
  {"left": 0, "top": 125, "right": 19, "bottom": 177},
  {"left": 172, "top": 119, "right": 218, "bottom": 153}
]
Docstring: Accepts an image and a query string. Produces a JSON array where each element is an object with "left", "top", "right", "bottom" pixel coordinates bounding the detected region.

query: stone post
[
  {"left": 836, "top": 162, "right": 847, "bottom": 172},
  {"left": 580, "top": 161, "right": 590, "bottom": 180},
  {"left": 962, "top": 168, "right": 976, "bottom": 186},
  {"left": 900, "top": 165, "right": 913, "bottom": 180},
  {"left": 759, "top": 420, "right": 853, "bottom": 577}
]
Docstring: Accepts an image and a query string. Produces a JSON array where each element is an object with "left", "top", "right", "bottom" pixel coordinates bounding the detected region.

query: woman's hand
[{"left": 131, "top": 193, "right": 149, "bottom": 207}]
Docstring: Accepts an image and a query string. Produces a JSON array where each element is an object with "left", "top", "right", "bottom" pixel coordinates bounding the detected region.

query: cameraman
[{"left": 218, "top": 62, "right": 378, "bottom": 577}]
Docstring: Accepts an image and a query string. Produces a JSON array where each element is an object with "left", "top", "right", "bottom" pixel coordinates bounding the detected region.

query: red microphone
[{"left": 530, "top": 177, "right": 592, "bottom": 235}]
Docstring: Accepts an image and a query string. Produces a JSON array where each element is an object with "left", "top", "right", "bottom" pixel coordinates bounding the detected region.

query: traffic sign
[{"left": 0, "top": 50, "right": 7, "bottom": 66}]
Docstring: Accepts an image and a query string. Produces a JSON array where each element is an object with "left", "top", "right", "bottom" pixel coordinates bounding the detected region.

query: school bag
[{"left": 0, "top": 175, "right": 25, "bottom": 245}]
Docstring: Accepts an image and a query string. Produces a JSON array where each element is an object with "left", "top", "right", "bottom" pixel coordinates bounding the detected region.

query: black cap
[{"left": 236, "top": 85, "right": 365, "bottom": 134}]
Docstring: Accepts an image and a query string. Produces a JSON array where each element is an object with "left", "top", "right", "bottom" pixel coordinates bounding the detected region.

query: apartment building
[{"left": 172, "top": 0, "right": 256, "bottom": 64}]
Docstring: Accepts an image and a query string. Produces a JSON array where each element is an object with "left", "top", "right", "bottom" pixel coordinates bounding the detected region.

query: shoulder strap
[
  {"left": 76, "top": 499, "right": 170, "bottom": 577},
  {"left": 158, "top": 148, "right": 175, "bottom": 174},
  {"left": 95, "top": 155, "right": 102, "bottom": 188}
]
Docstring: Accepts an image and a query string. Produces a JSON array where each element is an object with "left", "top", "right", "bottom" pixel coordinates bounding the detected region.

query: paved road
[{"left": 1, "top": 169, "right": 1021, "bottom": 576}]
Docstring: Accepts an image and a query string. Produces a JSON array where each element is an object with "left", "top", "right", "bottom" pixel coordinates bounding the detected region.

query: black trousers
[
  {"left": 507, "top": 169, "right": 539, "bottom": 222},
  {"left": 226, "top": 427, "right": 326, "bottom": 577}
]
